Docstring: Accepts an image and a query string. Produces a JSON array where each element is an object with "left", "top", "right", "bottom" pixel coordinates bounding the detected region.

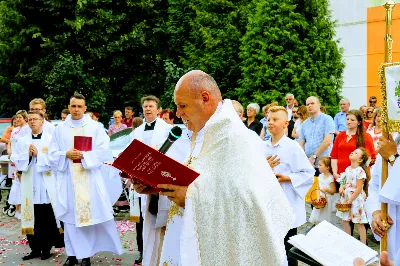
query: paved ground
[
  {"left": 0, "top": 190, "right": 139, "bottom": 266},
  {"left": 0, "top": 190, "right": 380, "bottom": 266}
]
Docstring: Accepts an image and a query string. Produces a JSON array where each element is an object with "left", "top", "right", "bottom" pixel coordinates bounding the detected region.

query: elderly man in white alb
[
  {"left": 49, "top": 94, "right": 122, "bottom": 266},
  {"left": 127, "top": 95, "right": 173, "bottom": 265},
  {"left": 134, "top": 70, "right": 295, "bottom": 266}
]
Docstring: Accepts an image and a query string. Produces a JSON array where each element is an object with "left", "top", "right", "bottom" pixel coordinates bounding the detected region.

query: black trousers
[
  {"left": 26, "top": 204, "right": 65, "bottom": 254},
  {"left": 136, "top": 197, "right": 143, "bottom": 254},
  {"left": 284, "top": 228, "right": 298, "bottom": 266}
]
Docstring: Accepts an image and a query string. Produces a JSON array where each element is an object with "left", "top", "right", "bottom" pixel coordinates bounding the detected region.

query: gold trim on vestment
[
  {"left": 156, "top": 226, "right": 166, "bottom": 266},
  {"left": 22, "top": 228, "right": 34, "bottom": 235},
  {"left": 130, "top": 216, "right": 140, "bottom": 223},
  {"left": 70, "top": 127, "right": 92, "bottom": 226},
  {"left": 379, "top": 62, "right": 400, "bottom": 132},
  {"left": 71, "top": 164, "right": 92, "bottom": 226},
  {"left": 166, "top": 202, "right": 183, "bottom": 226}
]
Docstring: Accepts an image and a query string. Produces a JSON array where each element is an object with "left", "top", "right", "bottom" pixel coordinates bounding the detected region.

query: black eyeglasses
[
  {"left": 367, "top": 111, "right": 373, "bottom": 113},
  {"left": 369, "top": 101, "right": 377, "bottom": 104}
]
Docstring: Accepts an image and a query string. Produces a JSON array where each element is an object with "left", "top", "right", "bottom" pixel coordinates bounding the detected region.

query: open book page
[{"left": 289, "top": 221, "right": 377, "bottom": 266}]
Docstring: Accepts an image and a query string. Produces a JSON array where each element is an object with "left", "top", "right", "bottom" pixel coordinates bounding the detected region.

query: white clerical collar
[{"left": 32, "top": 131, "right": 43, "bottom": 139}]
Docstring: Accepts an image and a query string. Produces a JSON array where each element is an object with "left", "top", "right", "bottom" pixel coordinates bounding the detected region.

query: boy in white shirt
[{"left": 264, "top": 106, "right": 315, "bottom": 266}]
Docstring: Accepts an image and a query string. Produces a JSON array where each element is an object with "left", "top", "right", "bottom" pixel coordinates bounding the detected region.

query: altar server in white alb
[
  {"left": 11, "top": 110, "right": 64, "bottom": 261},
  {"left": 134, "top": 70, "right": 294, "bottom": 266},
  {"left": 48, "top": 94, "right": 122, "bottom": 266},
  {"left": 128, "top": 95, "right": 175, "bottom": 265},
  {"left": 366, "top": 133, "right": 400, "bottom": 263},
  {"left": 19, "top": 98, "right": 55, "bottom": 137},
  {"left": 263, "top": 106, "right": 314, "bottom": 266}
]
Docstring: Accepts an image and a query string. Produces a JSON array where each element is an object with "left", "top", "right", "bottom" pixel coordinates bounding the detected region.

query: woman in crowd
[
  {"left": 291, "top": 105, "right": 309, "bottom": 140},
  {"left": 7, "top": 110, "right": 29, "bottom": 219},
  {"left": 0, "top": 116, "right": 16, "bottom": 145},
  {"left": 331, "top": 109, "right": 376, "bottom": 180},
  {"left": 108, "top": 110, "right": 128, "bottom": 136},
  {"left": 244, "top": 103, "right": 263, "bottom": 137},
  {"left": 363, "top": 106, "right": 374, "bottom": 129},
  {"left": 161, "top": 109, "right": 175, "bottom": 125},
  {"left": 366, "top": 107, "right": 382, "bottom": 151}
]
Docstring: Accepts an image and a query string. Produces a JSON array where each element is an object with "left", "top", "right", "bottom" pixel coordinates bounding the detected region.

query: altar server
[{"left": 263, "top": 106, "right": 315, "bottom": 266}]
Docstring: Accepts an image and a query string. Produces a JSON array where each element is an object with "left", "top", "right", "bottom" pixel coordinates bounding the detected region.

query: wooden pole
[{"left": 381, "top": 0, "right": 395, "bottom": 254}]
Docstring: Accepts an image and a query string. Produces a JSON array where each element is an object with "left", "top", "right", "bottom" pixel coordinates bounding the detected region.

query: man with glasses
[
  {"left": 28, "top": 98, "right": 55, "bottom": 136},
  {"left": 287, "top": 105, "right": 298, "bottom": 140},
  {"left": 334, "top": 98, "right": 350, "bottom": 135},
  {"left": 285, "top": 93, "right": 295, "bottom": 121},
  {"left": 369, "top": 96, "right": 378, "bottom": 108},
  {"left": 11, "top": 111, "right": 64, "bottom": 261}
]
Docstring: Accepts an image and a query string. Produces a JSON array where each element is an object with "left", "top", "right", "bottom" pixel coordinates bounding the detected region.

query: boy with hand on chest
[{"left": 263, "top": 106, "right": 315, "bottom": 266}]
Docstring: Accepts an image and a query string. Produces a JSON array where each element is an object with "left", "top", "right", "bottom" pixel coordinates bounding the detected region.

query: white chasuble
[
  {"left": 367, "top": 151, "right": 400, "bottom": 261},
  {"left": 162, "top": 100, "right": 294, "bottom": 266}
]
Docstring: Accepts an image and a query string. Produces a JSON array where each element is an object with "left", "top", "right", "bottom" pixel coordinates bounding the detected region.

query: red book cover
[
  {"left": 73, "top": 136, "right": 92, "bottom": 163},
  {"left": 109, "top": 139, "right": 200, "bottom": 192}
]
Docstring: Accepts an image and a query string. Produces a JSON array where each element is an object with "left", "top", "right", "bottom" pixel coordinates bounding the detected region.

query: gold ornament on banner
[{"left": 378, "top": 0, "right": 397, "bottom": 254}]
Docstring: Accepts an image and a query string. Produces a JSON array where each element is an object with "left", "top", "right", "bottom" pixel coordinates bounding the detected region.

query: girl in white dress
[
  {"left": 336, "top": 148, "right": 369, "bottom": 244},
  {"left": 309, "top": 156, "right": 338, "bottom": 224}
]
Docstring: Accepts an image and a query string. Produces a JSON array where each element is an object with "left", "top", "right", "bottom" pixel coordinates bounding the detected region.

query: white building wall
[{"left": 330, "top": 0, "right": 368, "bottom": 109}]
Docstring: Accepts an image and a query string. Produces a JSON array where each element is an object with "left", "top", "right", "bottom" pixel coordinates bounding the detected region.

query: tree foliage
[
  {"left": 0, "top": 0, "right": 344, "bottom": 119},
  {"left": 238, "top": 0, "right": 344, "bottom": 112}
]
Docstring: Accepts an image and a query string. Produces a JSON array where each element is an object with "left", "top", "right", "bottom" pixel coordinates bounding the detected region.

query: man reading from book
[
  {"left": 133, "top": 70, "right": 295, "bottom": 266},
  {"left": 48, "top": 93, "right": 123, "bottom": 266}
]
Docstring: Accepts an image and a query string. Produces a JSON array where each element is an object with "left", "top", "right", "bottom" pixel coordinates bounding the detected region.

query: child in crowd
[
  {"left": 336, "top": 148, "right": 370, "bottom": 244},
  {"left": 309, "top": 156, "right": 338, "bottom": 224}
]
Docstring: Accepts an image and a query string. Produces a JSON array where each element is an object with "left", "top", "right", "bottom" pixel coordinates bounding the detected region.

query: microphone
[
  {"left": 148, "top": 126, "right": 183, "bottom": 216},
  {"left": 158, "top": 126, "right": 183, "bottom": 154}
]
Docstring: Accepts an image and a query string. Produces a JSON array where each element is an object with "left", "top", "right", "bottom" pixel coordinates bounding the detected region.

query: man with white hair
[
  {"left": 334, "top": 98, "right": 350, "bottom": 135},
  {"left": 298, "top": 96, "right": 335, "bottom": 175},
  {"left": 285, "top": 94, "right": 295, "bottom": 120}
]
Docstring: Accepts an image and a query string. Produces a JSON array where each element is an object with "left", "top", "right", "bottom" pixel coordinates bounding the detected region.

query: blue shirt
[
  {"left": 334, "top": 111, "right": 347, "bottom": 132},
  {"left": 298, "top": 113, "right": 335, "bottom": 163}
]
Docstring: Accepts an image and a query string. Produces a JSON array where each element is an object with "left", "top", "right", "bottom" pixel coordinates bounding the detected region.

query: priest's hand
[
  {"left": 353, "top": 252, "right": 394, "bottom": 266},
  {"left": 132, "top": 182, "right": 156, "bottom": 194},
  {"left": 266, "top": 155, "right": 280, "bottom": 168},
  {"left": 377, "top": 134, "right": 397, "bottom": 161},
  {"left": 371, "top": 210, "right": 394, "bottom": 238},
  {"left": 29, "top": 144, "right": 38, "bottom": 156},
  {"left": 275, "top": 173, "right": 291, "bottom": 183},
  {"left": 66, "top": 149, "right": 83, "bottom": 160},
  {"left": 158, "top": 184, "right": 187, "bottom": 208}
]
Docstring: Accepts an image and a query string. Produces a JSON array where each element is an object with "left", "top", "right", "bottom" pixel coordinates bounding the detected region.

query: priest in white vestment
[
  {"left": 11, "top": 111, "right": 64, "bottom": 261},
  {"left": 134, "top": 70, "right": 295, "bottom": 266},
  {"left": 263, "top": 106, "right": 314, "bottom": 266},
  {"left": 366, "top": 134, "right": 400, "bottom": 262},
  {"left": 126, "top": 95, "right": 183, "bottom": 265},
  {"left": 48, "top": 94, "right": 122, "bottom": 266}
]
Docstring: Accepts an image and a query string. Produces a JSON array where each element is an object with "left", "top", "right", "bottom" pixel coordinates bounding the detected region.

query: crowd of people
[{"left": 0, "top": 71, "right": 399, "bottom": 266}]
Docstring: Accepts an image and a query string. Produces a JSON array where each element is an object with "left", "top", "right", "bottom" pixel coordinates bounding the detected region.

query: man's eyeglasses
[
  {"left": 30, "top": 108, "right": 42, "bottom": 111},
  {"left": 28, "top": 118, "right": 43, "bottom": 122},
  {"left": 369, "top": 101, "right": 377, "bottom": 104},
  {"left": 367, "top": 111, "right": 374, "bottom": 114}
]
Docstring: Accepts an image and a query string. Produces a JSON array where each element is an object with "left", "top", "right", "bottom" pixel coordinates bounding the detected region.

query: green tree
[
  {"left": 238, "top": 0, "right": 344, "bottom": 113},
  {"left": 168, "top": 0, "right": 253, "bottom": 98}
]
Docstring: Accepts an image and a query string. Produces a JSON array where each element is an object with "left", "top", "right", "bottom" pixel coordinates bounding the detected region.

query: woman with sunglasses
[{"left": 363, "top": 106, "right": 374, "bottom": 129}]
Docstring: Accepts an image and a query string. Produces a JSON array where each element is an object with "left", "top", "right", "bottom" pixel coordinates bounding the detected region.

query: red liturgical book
[
  {"left": 108, "top": 139, "right": 200, "bottom": 192},
  {"left": 73, "top": 136, "right": 92, "bottom": 163}
]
